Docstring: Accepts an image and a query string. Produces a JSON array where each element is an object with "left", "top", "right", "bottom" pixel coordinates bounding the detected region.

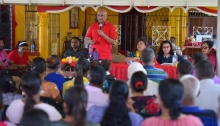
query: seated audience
[
  {"left": 125, "top": 38, "right": 147, "bottom": 62},
  {"left": 142, "top": 48, "right": 167, "bottom": 83},
  {"left": 157, "top": 40, "right": 183, "bottom": 64},
  {"left": 130, "top": 71, "right": 159, "bottom": 118},
  {"left": 45, "top": 55, "right": 66, "bottom": 95},
  {"left": 52, "top": 86, "right": 99, "bottom": 126},
  {"left": 87, "top": 80, "right": 144, "bottom": 126},
  {"left": 60, "top": 63, "right": 75, "bottom": 79},
  {"left": 201, "top": 41, "right": 216, "bottom": 70},
  {"left": 177, "top": 59, "right": 193, "bottom": 79},
  {"left": 195, "top": 60, "right": 220, "bottom": 115},
  {"left": 8, "top": 41, "right": 31, "bottom": 66},
  {"left": 141, "top": 79, "right": 203, "bottom": 126},
  {"left": 85, "top": 66, "right": 108, "bottom": 110},
  {"left": 101, "top": 59, "right": 115, "bottom": 79},
  {"left": 180, "top": 75, "right": 218, "bottom": 126},
  {"left": 62, "top": 58, "right": 90, "bottom": 96},
  {"left": 31, "top": 57, "right": 61, "bottom": 103},
  {"left": 0, "top": 73, "right": 23, "bottom": 105},
  {"left": 6, "top": 71, "right": 61, "bottom": 124},
  {"left": 63, "top": 37, "right": 88, "bottom": 59},
  {"left": 20, "top": 109, "right": 51, "bottom": 126},
  {"left": 127, "top": 62, "right": 158, "bottom": 96},
  {"left": 192, "top": 52, "right": 220, "bottom": 84}
]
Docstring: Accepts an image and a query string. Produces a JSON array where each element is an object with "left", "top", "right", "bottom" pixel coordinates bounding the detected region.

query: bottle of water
[
  {"left": 69, "top": 56, "right": 72, "bottom": 63},
  {"left": 172, "top": 51, "right": 178, "bottom": 64},
  {"left": 31, "top": 41, "right": 35, "bottom": 52},
  {"left": 89, "top": 44, "right": 92, "bottom": 59}
]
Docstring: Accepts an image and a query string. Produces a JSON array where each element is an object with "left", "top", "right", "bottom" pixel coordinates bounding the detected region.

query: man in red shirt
[{"left": 86, "top": 9, "right": 117, "bottom": 60}]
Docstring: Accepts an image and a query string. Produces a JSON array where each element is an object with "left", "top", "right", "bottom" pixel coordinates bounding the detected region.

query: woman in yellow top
[
  {"left": 62, "top": 58, "right": 90, "bottom": 96},
  {"left": 124, "top": 38, "right": 147, "bottom": 62}
]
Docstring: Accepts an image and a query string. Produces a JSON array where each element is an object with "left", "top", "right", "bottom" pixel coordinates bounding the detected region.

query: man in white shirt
[{"left": 195, "top": 60, "right": 220, "bottom": 115}]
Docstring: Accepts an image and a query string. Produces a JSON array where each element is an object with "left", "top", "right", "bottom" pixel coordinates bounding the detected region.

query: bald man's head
[
  {"left": 97, "top": 9, "right": 107, "bottom": 24},
  {"left": 180, "top": 75, "right": 200, "bottom": 100}
]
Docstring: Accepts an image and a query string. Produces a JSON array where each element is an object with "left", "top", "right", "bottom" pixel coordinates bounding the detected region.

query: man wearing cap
[{"left": 86, "top": 9, "right": 117, "bottom": 60}]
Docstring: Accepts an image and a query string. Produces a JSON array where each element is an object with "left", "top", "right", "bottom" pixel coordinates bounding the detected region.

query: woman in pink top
[
  {"left": 201, "top": 41, "right": 216, "bottom": 71},
  {"left": 141, "top": 79, "right": 203, "bottom": 126}
]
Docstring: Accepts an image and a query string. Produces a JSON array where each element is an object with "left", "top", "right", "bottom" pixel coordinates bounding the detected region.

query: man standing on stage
[{"left": 86, "top": 9, "right": 116, "bottom": 60}]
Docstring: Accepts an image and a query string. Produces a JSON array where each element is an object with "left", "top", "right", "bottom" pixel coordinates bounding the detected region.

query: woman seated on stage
[
  {"left": 124, "top": 38, "right": 147, "bottom": 62},
  {"left": 157, "top": 40, "right": 183, "bottom": 64},
  {"left": 201, "top": 41, "right": 216, "bottom": 70},
  {"left": 8, "top": 41, "right": 31, "bottom": 67}
]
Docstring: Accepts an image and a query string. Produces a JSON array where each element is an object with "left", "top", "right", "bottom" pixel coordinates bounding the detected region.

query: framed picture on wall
[{"left": 69, "top": 7, "right": 79, "bottom": 29}]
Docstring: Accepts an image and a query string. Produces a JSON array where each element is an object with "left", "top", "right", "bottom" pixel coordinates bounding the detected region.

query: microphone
[{"left": 99, "top": 24, "right": 103, "bottom": 30}]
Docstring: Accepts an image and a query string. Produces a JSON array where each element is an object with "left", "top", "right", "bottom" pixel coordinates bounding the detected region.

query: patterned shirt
[
  {"left": 143, "top": 65, "right": 168, "bottom": 83},
  {"left": 41, "top": 81, "right": 61, "bottom": 102},
  {"left": 2, "top": 93, "right": 23, "bottom": 105},
  {"left": 63, "top": 48, "right": 87, "bottom": 59}
]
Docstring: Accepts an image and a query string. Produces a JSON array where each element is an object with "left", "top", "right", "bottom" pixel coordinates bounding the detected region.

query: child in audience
[
  {"left": 0, "top": 73, "right": 23, "bottom": 105},
  {"left": 87, "top": 80, "right": 143, "bottom": 126},
  {"left": 45, "top": 55, "right": 66, "bottom": 95},
  {"left": 141, "top": 79, "right": 203, "bottom": 126},
  {"left": 60, "top": 63, "right": 75, "bottom": 80},
  {"left": 6, "top": 71, "right": 61, "bottom": 124},
  {"left": 62, "top": 58, "right": 90, "bottom": 96},
  {"left": 101, "top": 59, "right": 115, "bottom": 79},
  {"left": 130, "top": 71, "right": 159, "bottom": 118},
  {"left": 31, "top": 57, "right": 61, "bottom": 103},
  {"left": 20, "top": 109, "right": 50, "bottom": 126}
]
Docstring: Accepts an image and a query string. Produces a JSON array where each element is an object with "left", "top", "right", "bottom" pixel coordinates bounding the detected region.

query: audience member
[
  {"left": 31, "top": 57, "right": 61, "bottom": 103},
  {"left": 62, "top": 58, "right": 90, "bottom": 96},
  {"left": 201, "top": 41, "right": 216, "bottom": 70},
  {"left": 63, "top": 37, "right": 88, "bottom": 59},
  {"left": 45, "top": 55, "right": 66, "bottom": 95},
  {"left": 8, "top": 41, "right": 31, "bottom": 66},
  {"left": 180, "top": 75, "right": 218, "bottom": 126},
  {"left": 177, "top": 59, "right": 193, "bottom": 79},
  {"left": 192, "top": 52, "right": 220, "bottom": 84},
  {"left": 130, "top": 71, "right": 159, "bottom": 118},
  {"left": 52, "top": 86, "right": 90, "bottom": 126},
  {"left": 127, "top": 62, "right": 158, "bottom": 96},
  {"left": 0, "top": 73, "right": 23, "bottom": 105},
  {"left": 195, "top": 60, "right": 220, "bottom": 115},
  {"left": 142, "top": 47, "right": 167, "bottom": 83},
  {"left": 141, "top": 79, "right": 203, "bottom": 126},
  {"left": 125, "top": 38, "right": 147, "bottom": 62},
  {"left": 6, "top": 71, "right": 61, "bottom": 124},
  {"left": 20, "top": 109, "right": 50, "bottom": 126},
  {"left": 85, "top": 66, "right": 108, "bottom": 110},
  {"left": 170, "top": 36, "right": 181, "bottom": 55},
  {"left": 60, "top": 63, "right": 75, "bottom": 79},
  {"left": 87, "top": 80, "right": 143, "bottom": 126},
  {"left": 101, "top": 59, "right": 115, "bottom": 79},
  {"left": 0, "top": 38, "right": 12, "bottom": 67},
  {"left": 157, "top": 40, "right": 183, "bottom": 64}
]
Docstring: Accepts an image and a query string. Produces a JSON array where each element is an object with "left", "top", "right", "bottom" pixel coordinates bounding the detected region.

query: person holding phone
[{"left": 0, "top": 38, "right": 11, "bottom": 67}]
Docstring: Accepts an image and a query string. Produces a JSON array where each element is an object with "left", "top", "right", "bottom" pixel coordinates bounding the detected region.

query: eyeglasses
[
  {"left": 162, "top": 46, "right": 170, "bottom": 49},
  {"left": 201, "top": 46, "right": 209, "bottom": 50}
]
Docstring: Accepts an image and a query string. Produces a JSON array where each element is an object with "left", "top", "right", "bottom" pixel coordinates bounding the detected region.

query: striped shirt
[{"left": 143, "top": 65, "right": 168, "bottom": 83}]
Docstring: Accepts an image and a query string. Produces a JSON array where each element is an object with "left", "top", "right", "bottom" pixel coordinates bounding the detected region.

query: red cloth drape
[{"left": 67, "top": 62, "right": 177, "bottom": 81}]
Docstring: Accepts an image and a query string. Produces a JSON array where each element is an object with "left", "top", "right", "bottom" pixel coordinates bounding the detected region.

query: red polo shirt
[{"left": 86, "top": 21, "right": 116, "bottom": 60}]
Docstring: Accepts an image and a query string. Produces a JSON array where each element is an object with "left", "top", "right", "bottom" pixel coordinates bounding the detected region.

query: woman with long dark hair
[
  {"left": 6, "top": 71, "right": 61, "bottom": 124},
  {"left": 87, "top": 80, "right": 143, "bottom": 126},
  {"left": 141, "top": 79, "right": 203, "bottom": 126},
  {"left": 52, "top": 86, "right": 88, "bottom": 126},
  {"left": 157, "top": 41, "right": 183, "bottom": 64},
  {"left": 62, "top": 58, "right": 90, "bottom": 96},
  {"left": 31, "top": 57, "right": 61, "bottom": 103}
]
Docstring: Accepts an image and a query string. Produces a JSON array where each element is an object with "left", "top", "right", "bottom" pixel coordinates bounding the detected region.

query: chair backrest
[
  {"left": 112, "top": 54, "right": 125, "bottom": 62},
  {"left": 40, "top": 96, "right": 63, "bottom": 111}
]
